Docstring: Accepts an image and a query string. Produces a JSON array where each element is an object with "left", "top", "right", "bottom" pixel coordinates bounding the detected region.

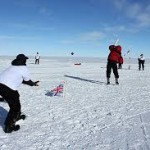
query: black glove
[
  {"left": 34, "top": 81, "right": 40, "bottom": 86},
  {"left": 23, "top": 80, "right": 40, "bottom": 86}
]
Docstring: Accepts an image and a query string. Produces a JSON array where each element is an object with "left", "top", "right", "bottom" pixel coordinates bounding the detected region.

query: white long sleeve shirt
[
  {"left": 0, "top": 65, "right": 30, "bottom": 90},
  {"left": 139, "top": 56, "right": 145, "bottom": 61},
  {"left": 35, "top": 54, "right": 40, "bottom": 59}
]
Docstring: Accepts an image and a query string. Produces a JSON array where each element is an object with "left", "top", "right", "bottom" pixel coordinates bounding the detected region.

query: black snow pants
[
  {"left": 35, "top": 59, "right": 39, "bottom": 64},
  {"left": 106, "top": 61, "right": 119, "bottom": 78},
  {"left": 0, "top": 83, "right": 21, "bottom": 127},
  {"left": 138, "top": 60, "right": 145, "bottom": 70}
]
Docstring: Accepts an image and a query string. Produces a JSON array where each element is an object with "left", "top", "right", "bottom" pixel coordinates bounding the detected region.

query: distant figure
[
  {"left": 35, "top": 52, "right": 40, "bottom": 64},
  {"left": 138, "top": 54, "right": 145, "bottom": 70},
  {"left": 118, "top": 55, "right": 123, "bottom": 69},
  {"left": 71, "top": 52, "right": 74, "bottom": 55},
  {"left": 106, "top": 45, "right": 122, "bottom": 85}
]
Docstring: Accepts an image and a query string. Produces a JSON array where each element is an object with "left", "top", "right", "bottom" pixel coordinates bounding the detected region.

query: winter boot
[
  {"left": 107, "top": 78, "right": 110, "bottom": 85},
  {"left": 16, "top": 114, "right": 26, "bottom": 121},
  {"left": 4, "top": 124, "right": 20, "bottom": 133},
  {"left": 115, "top": 78, "right": 119, "bottom": 85}
]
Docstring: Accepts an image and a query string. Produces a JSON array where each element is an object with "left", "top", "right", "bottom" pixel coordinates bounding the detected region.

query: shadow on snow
[
  {"left": 0, "top": 106, "right": 7, "bottom": 129},
  {"left": 64, "top": 75, "right": 106, "bottom": 85}
]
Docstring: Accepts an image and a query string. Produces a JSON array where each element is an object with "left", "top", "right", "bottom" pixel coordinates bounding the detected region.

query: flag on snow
[{"left": 46, "top": 83, "right": 64, "bottom": 97}]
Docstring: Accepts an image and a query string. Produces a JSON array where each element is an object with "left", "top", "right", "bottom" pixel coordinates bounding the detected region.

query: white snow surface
[{"left": 0, "top": 57, "right": 150, "bottom": 150}]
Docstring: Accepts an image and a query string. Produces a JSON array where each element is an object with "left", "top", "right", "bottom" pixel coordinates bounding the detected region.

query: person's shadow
[{"left": 0, "top": 106, "right": 8, "bottom": 129}]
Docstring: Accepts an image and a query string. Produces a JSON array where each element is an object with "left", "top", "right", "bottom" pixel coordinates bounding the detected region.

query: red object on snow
[
  {"left": 74, "top": 63, "right": 81, "bottom": 65},
  {"left": 51, "top": 86, "right": 63, "bottom": 93}
]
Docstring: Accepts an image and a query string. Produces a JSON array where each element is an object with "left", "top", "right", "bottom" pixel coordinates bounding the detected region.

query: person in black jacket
[{"left": 0, "top": 54, "right": 39, "bottom": 133}]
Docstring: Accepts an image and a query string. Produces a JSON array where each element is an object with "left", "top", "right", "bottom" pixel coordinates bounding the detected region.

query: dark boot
[
  {"left": 16, "top": 114, "right": 26, "bottom": 121},
  {"left": 4, "top": 124, "right": 20, "bottom": 133},
  {"left": 107, "top": 78, "right": 110, "bottom": 84},
  {"left": 115, "top": 78, "right": 119, "bottom": 85},
  {"left": 4, "top": 110, "right": 21, "bottom": 130},
  {"left": 4, "top": 125, "right": 13, "bottom": 133}
]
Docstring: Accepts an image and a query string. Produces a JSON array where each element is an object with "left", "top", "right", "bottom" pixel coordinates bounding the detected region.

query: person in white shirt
[
  {"left": 35, "top": 52, "right": 40, "bottom": 64},
  {"left": 0, "top": 54, "right": 39, "bottom": 133},
  {"left": 138, "top": 54, "right": 145, "bottom": 70}
]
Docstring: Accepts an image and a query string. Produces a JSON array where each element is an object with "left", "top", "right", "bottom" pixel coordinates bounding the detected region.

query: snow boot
[
  {"left": 115, "top": 78, "right": 119, "bottom": 85},
  {"left": 107, "top": 78, "right": 110, "bottom": 85},
  {"left": 16, "top": 114, "right": 26, "bottom": 121},
  {"left": 4, "top": 124, "right": 20, "bottom": 133}
]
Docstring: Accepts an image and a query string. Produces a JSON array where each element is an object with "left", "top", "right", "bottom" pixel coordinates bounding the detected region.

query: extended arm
[{"left": 22, "top": 80, "right": 39, "bottom": 86}]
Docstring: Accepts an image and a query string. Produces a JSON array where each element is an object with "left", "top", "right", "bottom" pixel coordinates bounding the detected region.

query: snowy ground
[{"left": 0, "top": 56, "right": 150, "bottom": 150}]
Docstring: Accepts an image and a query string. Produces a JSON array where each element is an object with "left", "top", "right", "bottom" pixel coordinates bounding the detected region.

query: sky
[{"left": 0, "top": 0, "right": 150, "bottom": 58}]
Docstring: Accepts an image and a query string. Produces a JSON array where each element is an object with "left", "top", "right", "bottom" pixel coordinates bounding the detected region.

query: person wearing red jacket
[{"left": 106, "top": 45, "right": 122, "bottom": 84}]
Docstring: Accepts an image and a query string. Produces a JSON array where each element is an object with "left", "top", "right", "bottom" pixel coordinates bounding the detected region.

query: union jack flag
[{"left": 46, "top": 83, "right": 64, "bottom": 97}]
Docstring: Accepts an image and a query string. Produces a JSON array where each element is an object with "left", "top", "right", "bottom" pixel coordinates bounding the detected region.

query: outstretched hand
[{"left": 34, "top": 81, "right": 40, "bottom": 86}]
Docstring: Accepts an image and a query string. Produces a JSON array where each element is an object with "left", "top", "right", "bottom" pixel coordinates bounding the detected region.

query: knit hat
[
  {"left": 109, "top": 45, "right": 115, "bottom": 50},
  {"left": 16, "top": 54, "right": 28, "bottom": 60},
  {"left": 11, "top": 54, "right": 28, "bottom": 66}
]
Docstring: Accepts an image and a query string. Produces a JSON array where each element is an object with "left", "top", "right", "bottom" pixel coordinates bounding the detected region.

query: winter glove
[
  {"left": 23, "top": 80, "right": 39, "bottom": 86},
  {"left": 33, "top": 81, "right": 40, "bottom": 86}
]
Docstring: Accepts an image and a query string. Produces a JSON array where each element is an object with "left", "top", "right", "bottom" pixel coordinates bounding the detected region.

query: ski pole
[{"left": 114, "top": 38, "right": 119, "bottom": 46}]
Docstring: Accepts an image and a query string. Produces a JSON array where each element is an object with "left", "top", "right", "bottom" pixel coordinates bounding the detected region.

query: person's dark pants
[
  {"left": 35, "top": 59, "right": 39, "bottom": 64},
  {"left": 118, "top": 63, "right": 122, "bottom": 69},
  {"left": 139, "top": 60, "right": 145, "bottom": 70},
  {"left": 0, "top": 83, "right": 21, "bottom": 127},
  {"left": 106, "top": 61, "right": 119, "bottom": 78}
]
